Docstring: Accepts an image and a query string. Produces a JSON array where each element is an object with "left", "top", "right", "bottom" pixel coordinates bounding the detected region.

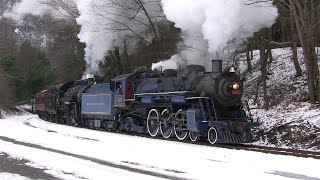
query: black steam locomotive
[{"left": 34, "top": 60, "right": 259, "bottom": 144}]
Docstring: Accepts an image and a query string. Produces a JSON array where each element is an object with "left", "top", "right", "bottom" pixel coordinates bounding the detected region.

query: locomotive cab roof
[{"left": 112, "top": 73, "right": 135, "bottom": 81}]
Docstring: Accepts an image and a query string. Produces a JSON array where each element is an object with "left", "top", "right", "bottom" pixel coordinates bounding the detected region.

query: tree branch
[{"left": 0, "top": 73, "right": 24, "bottom": 81}]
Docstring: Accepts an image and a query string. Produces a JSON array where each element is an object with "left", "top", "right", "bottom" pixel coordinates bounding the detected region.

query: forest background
[{"left": 0, "top": 0, "right": 319, "bottom": 109}]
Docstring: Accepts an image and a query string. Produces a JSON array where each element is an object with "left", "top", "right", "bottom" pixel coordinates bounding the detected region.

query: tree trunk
[
  {"left": 250, "top": 38, "right": 254, "bottom": 60},
  {"left": 267, "top": 28, "right": 273, "bottom": 63},
  {"left": 246, "top": 49, "right": 252, "bottom": 72},
  {"left": 259, "top": 34, "right": 269, "bottom": 109},
  {"left": 290, "top": 10, "right": 302, "bottom": 77},
  {"left": 281, "top": 16, "right": 287, "bottom": 42},
  {"left": 122, "top": 40, "right": 129, "bottom": 73},
  {"left": 289, "top": 0, "right": 319, "bottom": 103},
  {"left": 291, "top": 41, "right": 302, "bottom": 77},
  {"left": 114, "top": 47, "right": 122, "bottom": 75},
  {"left": 304, "top": 44, "right": 318, "bottom": 103}
]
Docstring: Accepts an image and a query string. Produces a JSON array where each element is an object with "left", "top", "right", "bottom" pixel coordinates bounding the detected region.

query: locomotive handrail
[
  {"left": 134, "top": 91, "right": 192, "bottom": 96},
  {"left": 185, "top": 97, "right": 210, "bottom": 100}
]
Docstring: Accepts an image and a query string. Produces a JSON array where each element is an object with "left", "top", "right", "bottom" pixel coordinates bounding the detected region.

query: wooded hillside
[{"left": 0, "top": 0, "right": 319, "bottom": 107}]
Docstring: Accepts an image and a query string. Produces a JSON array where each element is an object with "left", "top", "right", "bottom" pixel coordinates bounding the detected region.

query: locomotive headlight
[{"left": 232, "top": 83, "right": 240, "bottom": 90}]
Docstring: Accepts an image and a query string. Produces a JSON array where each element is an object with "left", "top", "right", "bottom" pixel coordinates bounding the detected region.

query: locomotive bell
[{"left": 229, "top": 66, "right": 236, "bottom": 73}]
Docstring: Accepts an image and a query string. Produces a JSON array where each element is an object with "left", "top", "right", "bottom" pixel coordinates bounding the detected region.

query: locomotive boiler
[
  {"left": 34, "top": 60, "right": 259, "bottom": 144},
  {"left": 135, "top": 62, "right": 242, "bottom": 107}
]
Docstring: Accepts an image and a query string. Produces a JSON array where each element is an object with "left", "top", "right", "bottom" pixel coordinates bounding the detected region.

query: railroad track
[
  {"left": 22, "top": 107, "right": 320, "bottom": 160},
  {"left": 213, "top": 144, "right": 320, "bottom": 159},
  {"left": 115, "top": 130, "right": 320, "bottom": 159}
]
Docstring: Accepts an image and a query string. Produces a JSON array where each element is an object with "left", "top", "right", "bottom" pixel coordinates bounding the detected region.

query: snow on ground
[
  {"left": 239, "top": 48, "right": 320, "bottom": 151},
  {"left": 0, "top": 106, "right": 25, "bottom": 119},
  {"left": 252, "top": 102, "right": 320, "bottom": 151},
  {"left": 0, "top": 173, "right": 30, "bottom": 180},
  {"left": 1, "top": 114, "right": 320, "bottom": 180}
]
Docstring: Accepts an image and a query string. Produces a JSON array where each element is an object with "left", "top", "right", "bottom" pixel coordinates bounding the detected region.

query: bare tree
[
  {"left": 252, "top": 0, "right": 319, "bottom": 103},
  {"left": 42, "top": 0, "right": 79, "bottom": 23},
  {"left": 286, "top": 0, "right": 320, "bottom": 104},
  {"left": 90, "top": 0, "right": 164, "bottom": 44}
]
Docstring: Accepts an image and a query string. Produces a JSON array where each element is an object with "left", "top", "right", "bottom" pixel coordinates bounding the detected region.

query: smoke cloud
[
  {"left": 3, "top": 0, "right": 278, "bottom": 73},
  {"left": 159, "top": 0, "right": 278, "bottom": 70},
  {"left": 3, "top": 0, "right": 119, "bottom": 72},
  {"left": 76, "top": 0, "right": 165, "bottom": 73},
  {"left": 3, "top": 0, "right": 49, "bottom": 20},
  {"left": 152, "top": 54, "right": 182, "bottom": 70},
  {"left": 76, "top": 0, "right": 116, "bottom": 73}
]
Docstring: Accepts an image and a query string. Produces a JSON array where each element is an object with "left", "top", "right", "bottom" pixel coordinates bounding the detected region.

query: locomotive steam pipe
[{"left": 212, "top": 60, "right": 222, "bottom": 73}]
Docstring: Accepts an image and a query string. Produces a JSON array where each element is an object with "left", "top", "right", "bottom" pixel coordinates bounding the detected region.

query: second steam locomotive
[{"left": 33, "top": 60, "right": 259, "bottom": 144}]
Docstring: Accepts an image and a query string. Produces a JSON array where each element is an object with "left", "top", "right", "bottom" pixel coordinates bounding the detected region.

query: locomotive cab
[
  {"left": 112, "top": 72, "right": 142, "bottom": 106},
  {"left": 114, "top": 79, "right": 134, "bottom": 99}
]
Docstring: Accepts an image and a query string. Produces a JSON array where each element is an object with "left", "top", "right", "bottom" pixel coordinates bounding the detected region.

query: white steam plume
[
  {"left": 160, "top": 0, "right": 278, "bottom": 70},
  {"left": 76, "top": 0, "right": 164, "bottom": 73},
  {"left": 2, "top": 0, "right": 116, "bottom": 72},
  {"left": 152, "top": 55, "right": 182, "bottom": 71},
  {"left": 76, "top": 0, "right": 115, "bottom": 73},
  {"left": 152, "top": 34, "right": 211, "bottom": 71},
  {"left": 2, "top": 0, "right": 278, "bottom": 73},
  {"left": 3, "top": 0, "right": 49, "bottom": 20},
  {"left": 3, "top": 0, "right": 164, "bottom": 73}
]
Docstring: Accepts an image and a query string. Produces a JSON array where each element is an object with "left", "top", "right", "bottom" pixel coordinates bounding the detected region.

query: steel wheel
[
  {"left": 174, "top": 109, "right": 188, "bottom": 141},
  {"left": 208, "top": 127, "right": 218, "bottom": 144},
  {"left": 147, "top": 109, "right": 160, "bottom": 137},
  {"left": 160, "top": 109, "right": 173, "bottom": 139},
  {"left": 189, "top": 131, "right": 200, "bottom": 142}
]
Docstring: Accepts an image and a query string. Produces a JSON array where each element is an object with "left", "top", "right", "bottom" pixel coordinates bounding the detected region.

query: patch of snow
[
  {"left": 0, "top": 140, "right": 162, "bottom": 180},
  {"left": 0, "top": 115, "right": 320, "bottom": 179},
  {"left": 17, "top": 104, "right": 32, "bottom": 111},
  {"left": 0, "top": 173, "right": 30, "bottom": 180}
]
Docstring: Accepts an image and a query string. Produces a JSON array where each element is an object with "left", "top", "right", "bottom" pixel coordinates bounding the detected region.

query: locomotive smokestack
[{"left": 212, "top": 60, "right": 222, "bottom": 73}]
